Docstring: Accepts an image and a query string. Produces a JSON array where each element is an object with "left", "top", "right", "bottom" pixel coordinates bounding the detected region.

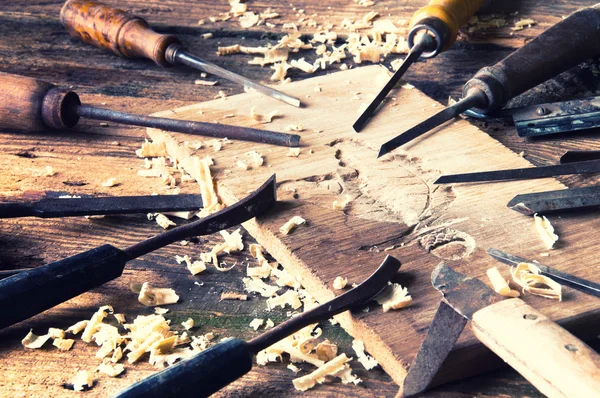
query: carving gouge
[
  {"left": 60, "top": 0, "right": 301, "bottom": 107},
  {"left": 0, "top": 175, "right": 276, "bottom": 330},
  {"left": 379, "top": 3, "right": 600, "bottom": 157},
  {"left": 353, "top": 0, "right": 484, "bottom": 132},
  {"left": 0, "top": 72, "right": 299, "bottom": 147},
  {"left": 560, "top": 150, "right": 600, "bottom": 164},
  {"left": 402, "top": 263, "right": 600, "bottom": 397},
  {"left": 0, "top": 194, "right": 202, "bottom": 219},
  {"left": 116, "top": 255, "right": 401, "bottom": 397},
  {"left": 488, "top": 248, "right": 600, "bottom": 298},
  {"left": 508, "top": 186, "right": 600, "bottom": 216}
]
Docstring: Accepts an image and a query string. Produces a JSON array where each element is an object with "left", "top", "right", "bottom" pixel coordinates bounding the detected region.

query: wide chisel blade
[
  {"left": 0, "top": 194, "right": 203, "bottom": 219},
  {"left": 487, "top": 248, "right": 600, "bottom": 298},
  {"left": 435, "top": 160, "right": 600, "bottom": 184},
  {"left": 508, "top": 185, "right": 600, "bottom": 215}
]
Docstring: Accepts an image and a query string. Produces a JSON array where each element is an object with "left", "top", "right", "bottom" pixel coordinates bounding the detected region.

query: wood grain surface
[{"left": 0, "top": 1, "right": 598, "bottom": 397}]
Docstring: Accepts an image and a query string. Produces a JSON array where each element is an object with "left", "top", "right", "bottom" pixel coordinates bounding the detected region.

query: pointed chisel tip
[{"left": 377, "top": 145, "right": 389, "bottom": 158}]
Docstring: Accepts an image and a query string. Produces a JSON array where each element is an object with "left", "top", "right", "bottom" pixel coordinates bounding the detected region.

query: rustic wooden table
[{"left": 0, "top": 1, "right": 598, "bottom": 397}]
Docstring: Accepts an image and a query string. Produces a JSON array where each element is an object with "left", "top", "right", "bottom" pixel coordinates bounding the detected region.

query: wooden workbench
[{"left": 0, "top": 1, "right": 599, "bottom": 397}]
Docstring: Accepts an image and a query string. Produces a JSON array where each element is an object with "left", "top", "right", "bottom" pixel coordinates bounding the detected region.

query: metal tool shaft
[{"left": 508, "top": 185, "right": 600, "bottom": 215}]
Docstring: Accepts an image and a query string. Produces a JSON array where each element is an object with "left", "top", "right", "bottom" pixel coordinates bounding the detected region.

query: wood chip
[
  {"left": 220, "top": 291, "right": 248, "bottom": 301},
  {"left": 21, "top": 330, "right": 51, "bottom": 349},
  {"left": 181, "top": 318, "right": 195, "bottom": 330},
  {"left": 267, "top": 290, "right": 303, "bottom": 310},
  {"left": 194, "top": 79, "right": 218, "bottom": 86},
  {"left": 72, "top": 370, "right": 93, "bottom": 391},
  {"left": 249, "top": 318, "right": 264, "bottom": 330},
  {"left": 332, "top": 276, "right": 348, "bottom": 290},
  {"left": 243, "top": 277, "right": 280, "bottom": 297},
  {"left": 292, "top": 354, "right": 360, "bottom": 391},
  {"left": 279, "top": 215, "right": 306, "bottom": 235},
  {"left": 137, "top": 282, "right": 180, "bottom": 306},
  {"left": 511, "top": 262, "right": 562, "bottom": 300},
  {"left": 352, "top": 339, "right": 378, "bottom": 369},
  {"left": 101, "top": 177, "right": 118, "bottom": 187},
  {"left": 96, "top": 362, "right": 125, "bottom": 377},
  {"left": 486, "top": 267, "right": 520, "bottom": 298},
  {"left": 534, "top": 214, "right": 558, "bottom": 249},
  {"left": 250, "top": 106, "right": 279, "bottom": 123},
  {"left": 53, "top": 338, "right": 75, "bottom": 351},
  {"left": 375, "top": 282, "right": 412, "bottom": 311}
]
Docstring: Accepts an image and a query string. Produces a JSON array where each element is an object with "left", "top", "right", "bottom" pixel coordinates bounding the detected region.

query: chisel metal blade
[
  {"left": 487, "top": 248, "right": 600, "bottom": 298},
  {"left": 435, "top": 160, "right": 600, "bottom": 184},
  {"left": 508, "top": 185, "right": 600, "bottom": 215},
  {"left": 560, "top": 150, "right": 600, "bottom": 164},
  {"left": 0, "top": 194, "right": 203, "bottom": 219}
]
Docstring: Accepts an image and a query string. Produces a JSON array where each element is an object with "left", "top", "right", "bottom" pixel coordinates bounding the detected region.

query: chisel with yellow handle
[{"left": 353, "top": 0, "right": 485, "bottom": 131}]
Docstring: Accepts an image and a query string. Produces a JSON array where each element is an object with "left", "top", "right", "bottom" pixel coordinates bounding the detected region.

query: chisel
[
  {"left": 0, "top": 72, "right": 299, "bottom": 147},
  {"left": 508, "top": 186, "right": 600, "bottom": 215},
  {"left": 60, "top": 0, "right": 301, "bottom": 107},
  {"left": 0, "top": 194, "right": 202, "bottom": 219},
  {"left": 116, "top": 255, "right": 401, "bottom": 397},
  {"left": 379, "top": 3, "right": 600, "bottom": 157},
  {"left": 0, "top": 175, "right": 276, "bottom": 330},
  {"left": 353, "top": 0, "right": 484, "bottom": 132}
]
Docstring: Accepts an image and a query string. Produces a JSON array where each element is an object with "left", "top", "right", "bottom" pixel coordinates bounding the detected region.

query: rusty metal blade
[
  {"left": 402, "top": 301, "right": 467, "bottom": 397},
  {"left": 508, "top": 185, "right": 600, "bottom": 215},
  {"left": 431, "top": 262, "right": 503, "bottom": 319}
]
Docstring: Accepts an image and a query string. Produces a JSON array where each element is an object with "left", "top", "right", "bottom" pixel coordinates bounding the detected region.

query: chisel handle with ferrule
[
  {"left": 117, "top": 338, "right": 253, "bottom": 397},
  {"left": 472, "top": 298, "right": 600, "bottom": 398},
  {"left": 409, "top": 0, "right": 484, "bottom": 57},
  {"left": 464, "top": 3, "right": 600, "bottom": 113},
  {"left": 60, "top": 0, "right": 181, "bottom": 67},
  {"left": 0, "top": 245, "right": 129, "bottom": 330}
]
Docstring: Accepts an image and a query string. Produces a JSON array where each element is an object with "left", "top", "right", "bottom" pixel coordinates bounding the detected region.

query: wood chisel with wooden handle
[
  {"left": 59, "top": 0, "right": 301, "bottom": 107},
  {"left": 0, "top": 175, "right": 276, "bottom": 331},
  {"left": 401, "top": 263, "right": 600, "bottom": 398},
  {"left": 116, "top": 255, "right": 401, "bottom": 397},
  {"left": 379, "top": 3, "right": 600, "bottom": 157},
  {"left": 353, "top": 0, "right": 485, "bottom": 131},
  {"left": 0, "top": 72, "right": 299, "bottom": 147}
]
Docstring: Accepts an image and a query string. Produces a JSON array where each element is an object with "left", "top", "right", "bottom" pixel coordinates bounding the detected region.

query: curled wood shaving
[
  {"left": 239, "top": 12, "right": 259, "bottom": 28},
  {"left": 249, "top": 318, "right": 264, "bottom": 330},
  {"left": 292, "top": 354, "right": 360, "bottom": 391},
  {"left": 271, "top": 61, "right": 291, "bottom": 81},
  {"left": 511, "top": 18, "right": 536, "bottom": 31},
  {"left": 267, "top": 290, "right": 303, "bottom": 310},
  {"left": 21, "top": 330, "right": 51, "bottom": 349},
  {"left": 332, "top": 276, "right": 348, "bottom": 290},
  {"left": 243, "top": 277, "right": 280, "bottom": 297},
  {"left": 279, "top": 215, "right": 306, "bottom": 235},
  {"left": 96, "top": 362, "right": 125, "bottom": 377},
  {"left": 271, "top": 267, "right": 301, "bottom": 289},
  {"left": 138, "top": 282, "right": 180, "bottom": 306},
  {"left": 250, "top": 106, "right": 279, "bottom": 123},
  {"left": 290, "top": 58, "right": 317, "bottom": 73},
  {"left": 511, "top": 262, "right": 562, "bottom": 300},
  {"left": 375, "top": 282, "right": 412, "bottom": 312},
  {"left": 67, "top": 320, "right": 89, "bottom": 335},
  {"left": 72, "top": 370, "right": 93, "bottom": 391},
  {"left": 534, "top": 214, "right": 559, "bottom": 249},
  {"left": 315, "top": 339, "right": 338, "bottom": 361},
  {"left": 486, "top": 267, "right": 520, "bottom": 298},
  {"left": 181, "top": 318, "right": 194, "bottom": 330},
  {"left": 153, "top": 213, "right": 176, "bottom": 229},
  {"left": 220, "top": 291, "right": 248, "bottom": 301},
  {"left": 265, "top": 319, "right": 275, "bottom": 329},
  {"left": 352, "top": 339, "right": 378, "bottom": 370},
  {"left": 53, "top": 338, "right": 75, "bottom": 351},
  {"left": 48, "top": 328, "right": 66, "bottom": 339},
  {"left": 194, "top": 79, "right": 218, "bottom": 86},
  {"left": 82, "top": 306, "right": 113, "bottom": 343}
]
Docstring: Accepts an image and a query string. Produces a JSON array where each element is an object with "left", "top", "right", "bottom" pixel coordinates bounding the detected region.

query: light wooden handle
[
  {"left": 472, "top": 298, "right": 600, "bottom": 398},
  {"left": 60, "top": 0, "right": 181, "bottom": 67}
]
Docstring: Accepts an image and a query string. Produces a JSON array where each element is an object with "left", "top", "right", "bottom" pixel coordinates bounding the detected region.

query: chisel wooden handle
[
  {"left": 0, "top": 72, "right": 81, "bottom": 131},
  {"left": 472, "top": 298, "right": 600, "bottom": 398},
  {"left": 464, "top": 3, "right": 600, "bottom": 112},
  {"left": 0, "top": 245, "right": 129, "bottom": 330},
  {"left": 60, "top": 0, "right": 181, "bottom": 67},
  {"left": 409, "top": 0, "right": 484, "bottom": 54}
]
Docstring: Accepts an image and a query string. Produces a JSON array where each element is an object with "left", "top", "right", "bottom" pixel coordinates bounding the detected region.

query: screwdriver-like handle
[
  {"left": 464, "top": 3, "right": 600, "bottom": 113},
  {"left": 409, "top": 0, "right": 484, "bottom": 55},
  {"left": 117, "top": 338, "right": 253, "bottom": 397},
  {"left": 0, "top": 72, "right": 81, "bottom": 131},
  {"left": 60, "top": 0, "right": 181, "bottom": 67},
  {"left": 0, "top": 244, "right": 129, "bottom": 330}
]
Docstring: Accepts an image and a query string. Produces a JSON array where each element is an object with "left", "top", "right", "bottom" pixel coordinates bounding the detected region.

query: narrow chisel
[
  {"left": 0, "top": 194, "right": 203, "bottom": 219},
  {"left": 508, "top": 186, "right": 600, "bottom": 215}
]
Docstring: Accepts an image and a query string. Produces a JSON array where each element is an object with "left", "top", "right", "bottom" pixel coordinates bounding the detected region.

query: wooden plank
[{"left": 147, "top": 65, "right": 600, "bottom": 389}]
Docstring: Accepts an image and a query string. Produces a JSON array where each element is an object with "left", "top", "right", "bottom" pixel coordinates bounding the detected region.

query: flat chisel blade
[
  {"left": 487, "top": 248, "right": 600, "bottom": 298},
  {"left": 435, "top": 159, "right": 600, "bottom": 184},
  {"left": 508, "top": 185, "right": 600, "bottom": 215},
  {"left": 0, "top": 194, "right": 203, "bottom": 218}
]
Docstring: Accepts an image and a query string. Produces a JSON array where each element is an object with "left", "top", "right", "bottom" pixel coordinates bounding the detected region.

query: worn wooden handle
[
  {"left": 471, "top": 298, "right": 600, "bottom": 398},
  {"left": 60, "top": 0, "right": 181, "bottom": 67},
  {"left": 409, "top": 0, "right": 484, "bottom": 50},
  {"left": 0, "top": 72, "right": 81, "bottom": 132}
]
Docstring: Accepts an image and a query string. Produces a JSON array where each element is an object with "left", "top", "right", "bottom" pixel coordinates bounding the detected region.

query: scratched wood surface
[{"left": 0, "top": 0, "right": 599, "bottom": 397}]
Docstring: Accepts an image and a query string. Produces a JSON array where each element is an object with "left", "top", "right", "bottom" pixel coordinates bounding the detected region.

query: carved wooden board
[{"left": 148, "top": 65, "right": 600, "bottom": 390}]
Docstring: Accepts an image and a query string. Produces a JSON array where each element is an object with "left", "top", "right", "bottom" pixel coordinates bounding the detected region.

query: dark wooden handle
[
  {"left": 60, "top": 0, "right": 181, "bottom": 67},
  {"left": 464, "top": 4, "right": 600, "bottom": 112},
  {"left": 0, "top": 72, "right": 81, "bottom": 132},
  {"left": 116, "top": 338, "right": 253, "bottom": 397},
  {"left": 0, "top": 244, "right": 129, "bottom": 330}
]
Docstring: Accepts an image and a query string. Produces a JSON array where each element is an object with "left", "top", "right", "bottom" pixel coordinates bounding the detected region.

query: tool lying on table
[
  {"left": 464, "top": 95, "right": 600, "bottom": 138},
  {"left": 116, "top": 255, "right": 401, "bottom": 397},
  {"left": 401, "top": 263, "right": 600, "bottom": 398},
  {"left": 0, "top": 72, "right": 299, "bottom": 147},
  {"left": 488, "top": 248, "right": 600, "bottom": 298},
  {"left": 508, "top": 185, "right": 600, "bottom": 215},
  {"left": 0, "top": 194, "right": 203, "bottom": 219},
  {"left": 378, "top": 4, "right": 600, "bottom": 157},
  {"left": 353, "top": 0, "right": 484, "bottom": 132},
  {"left": 434, "top": 159, "right": 600, "bottom": 184},
  {"left": 560, "top": 150, "right": 600, "bottom": 164},
  {"left": 60, "top": 0, "right": 300, "bottom": 107},
  {"left": 0, "top": 174, "right": 276, "bottom": 331}
]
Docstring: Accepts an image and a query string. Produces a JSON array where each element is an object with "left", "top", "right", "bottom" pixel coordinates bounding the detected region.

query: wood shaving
[
  {"left": 236, "top": 160, "right": 249, "bottom": 170},
  {"left": 250, "top": 106, "right": 279, "bottom": 123},
  {"left": 486, "top": 267, "right": 520, "bottom": 298},
  {"left": 201, "top": 33, "right": 213, "bottom": 39},
  {"left": 315, "top": 339, "right": 338, "bottom": 361},
  {"left": 48, "top": 328, "right": 66, "bottom": 339},
  {"left": 96, "top": 362, "right": 125, "bottom": 377},
  {"left": 511, "top": 18, "right": 536, "bottom": 31},
  {"left": 375, "top": 282, "right": 412, "bottom": 312},
  {"left": 114, "top": 314, "right": 126, "bottom": 324},
  {"left": 72, "top": 370, "right": 93, "bottom": 391},
  {"left": 67, "top": 320, "right": 89, "bottom": 335},
  {"left": 243, "top": 277, "right": 280, "bottom": 297},
  {"left": 332, "top": 276, "right": 348, "bottom": 290},
  {"left": 286, "top": 124, "right": 304, "bottom": 132},
  {"left": 271, "top": 61, "right": 291, "bottom": 81},
  {"left": 220, "top": 291, "right": 248, "bottom": 301},
  {"left": 352, "top": 339, "right": 378, "bottom": 369},
  {"left": 229, "top": 0, "right": 247, "bottom": 16},
  {"left": 194, "top": 79, "right": 218, "bottom": 86},
  {"left": 292, "top": 354, "right": 360, "bottom": 391},
  {"left": 290, "top": 58, "right": 317, "bottom": 73},
  {"left": 534, "top": 214, "right": 559, "bottom": 249},
  {"left": 153, "top": 213, "right": 176, "bottom": 229},
  {"left": 41, "top": 165, "right": 56, "bottom": 176},
  {"left": 511, "top": 262, "right": 562, "bottom": 300},
  {"left": 136, "top": 140, "right": 167, "bottom": 157},
  {"left": 138, "top": 282, "right": 180, "bottom": 306},
  {"left": 287, "top": 148, "right": 301, "bottom": 157},
  {"left": 267, "top": 290, "right": 303, "bottom": 310},
  {"left": 82, "top": 306, "right": 113, "bottom": 343},
  {"left": 332, "top": 195, "right": 351, "bottom": 211},
  {"left": 101, "top": 177, "right": 118, "bottom": 187},
  {"left": 288, "top": 364, "right": 301, "bottom": 373},
  {"left": 249, "top": 318, "right": 264, "bottom": 330},
  {"left": 265, "top": 319, "right": 275, "bottom": 329},
  {"left": 53, "top": 338, "right": 75, "bottom": 351},
  {"left": 187, "top": 260, "right": 206, "bottom": 275},
  {"left": 215, "top": 90, "right": 228, "bottom": 99},
  {"left": 279, "top": 215, "right": 306, "bottom": 235},
  {"left": 181, "top": 318, "right": 195, "bottom": 330},
  {"left": 22, "top": 330, "right": 51, "bottom": 349},
  {"left": 154, "top": 307, "right": 169, "bottom": 315},
  {"left": 271, "top": 267, "right": 301, "bottom": 289},
  {"left": 239, "top": 12, "right": 259, "bottom": 28}
]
